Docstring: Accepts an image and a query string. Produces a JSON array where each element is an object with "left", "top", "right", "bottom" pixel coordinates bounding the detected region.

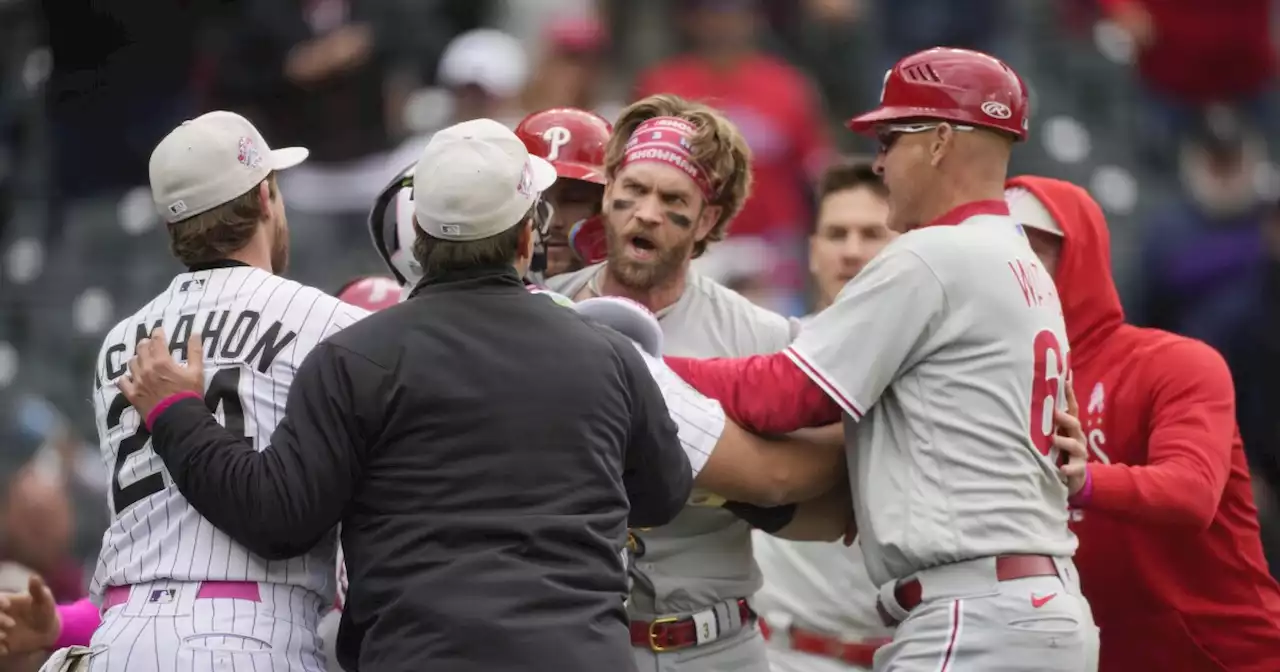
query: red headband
[{"left": 619, "top": 116, "right": 715, "bottom": 200}]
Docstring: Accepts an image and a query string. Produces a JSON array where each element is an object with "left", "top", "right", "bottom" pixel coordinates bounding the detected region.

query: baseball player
[
  {"left": 77, "top": 111, "right": 366, "bottom": 671},
  {"left": 544, "top": 94, "right": 824, "bottom": 672},
  {"left": 1005, "top": 176, "right": 1280, "bottom": 671},
  {"left": 754, "top": 160, "right": 896, "bottom": 672},
  {"left": 663, "top": 48, "right": 1100, "bottom": 671},
  {"left": 368, "top": 107, "right": 611, "bottom": 295},
  {"left": 513, "top": 108, "right": 612, "bottom": 277}
]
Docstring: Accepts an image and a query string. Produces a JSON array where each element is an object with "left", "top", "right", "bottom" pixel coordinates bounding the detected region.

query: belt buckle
[{"left": 648, "top": 616, "right": 679, "bottom": 652}]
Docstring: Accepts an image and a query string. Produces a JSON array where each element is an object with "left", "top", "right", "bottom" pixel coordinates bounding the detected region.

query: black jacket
[{"left": 150, "top": 265, "right": 692, "bottom": 672}]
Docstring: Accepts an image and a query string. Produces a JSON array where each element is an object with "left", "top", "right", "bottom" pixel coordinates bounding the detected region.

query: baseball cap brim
[
  {"left": 529, "top": 155, "right": 558, "bottom": 194},
  {"left": 270, "top": 147, "right": 310, "bottom": 171},
  {"left": 1006, "top": 187, "right": 1064, "bottom": 236},
  {"left": 551, "top": 160, "right": 605, "bottom": 185}
]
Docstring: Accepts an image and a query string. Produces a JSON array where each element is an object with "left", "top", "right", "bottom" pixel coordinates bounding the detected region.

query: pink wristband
[
  {"left": 1068, "top": 467, "right": 1093, "bottom": 508},
  {"left": 145, "top": 391, "right": 203, "bottom": 431},
  {"left": 53, "top": 598, "right": 100, "bottom": 649}
]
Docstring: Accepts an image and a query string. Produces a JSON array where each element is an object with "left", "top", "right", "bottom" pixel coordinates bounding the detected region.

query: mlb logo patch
[
  {"left": 180, "top": 278, "right": 206, "bottom": 292},
  {"left": 149, "top": 589, "right": 177, "bottom": 604},
  {"left": 168, "top": 200, "right": 188, "bottom": 217},
  {"left": 237, "top": 136, "right": 263, "bottom": 169}
]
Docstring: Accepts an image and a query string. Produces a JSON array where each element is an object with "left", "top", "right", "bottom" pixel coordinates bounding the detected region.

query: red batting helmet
[
  {"left": 337, "top": 276, "right": 402, "bottom": 312},
  {"left": 515, "top": 108, "right": 612, "bottom": 185},
  {"left": 848, "top": 47, "right": 1030, "bottom": 141}
]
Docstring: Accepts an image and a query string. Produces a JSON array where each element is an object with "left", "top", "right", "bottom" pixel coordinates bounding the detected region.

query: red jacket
[{"left": 1009, "top": 175, "right": 1280, "bottom": 671}]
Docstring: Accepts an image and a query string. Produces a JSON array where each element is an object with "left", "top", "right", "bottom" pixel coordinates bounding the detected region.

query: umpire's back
[{"left": 330, "top": 119, "right": 690, "bottom": 672}]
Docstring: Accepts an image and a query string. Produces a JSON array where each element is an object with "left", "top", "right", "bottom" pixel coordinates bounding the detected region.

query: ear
[
  {"left": 695, "top": 204, "right": 722, "bottom": 242},
  {"left": 258, "top": 180, "right": 272, "bottom": 211},
  {"left": 929, "top": 124, "right": 954, "bottom": 168}
]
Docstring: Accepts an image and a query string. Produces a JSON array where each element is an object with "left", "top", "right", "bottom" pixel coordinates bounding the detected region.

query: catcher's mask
[{"left": 368, "top": 165, "right": 553, "bottom": 286}]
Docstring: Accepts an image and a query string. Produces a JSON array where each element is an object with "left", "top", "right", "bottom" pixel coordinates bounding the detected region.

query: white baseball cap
[
  {"left": 149, "top": 111, "right": 309, "bottom": 224},
  {"left": 1005, "top": 186, "right": 1063, "bottom": 236},
  {"left": 413, "top": 118, "right": 557, "bottom": 241},
  {"left": 437, "top": 29, "right": 529, "bottom": 99}
]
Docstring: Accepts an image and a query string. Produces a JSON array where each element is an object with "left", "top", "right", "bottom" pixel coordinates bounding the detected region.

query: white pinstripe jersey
[{"left": 89, "top": 265, "right": 369, "bottom": 606}]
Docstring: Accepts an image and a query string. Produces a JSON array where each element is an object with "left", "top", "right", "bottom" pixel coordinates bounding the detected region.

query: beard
[{"left": 604, "top": 220, "right": 694, "bottom": 291}]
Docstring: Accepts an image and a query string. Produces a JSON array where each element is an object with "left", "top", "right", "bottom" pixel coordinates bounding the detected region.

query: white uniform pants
[{"left": 61, "top": 580, "right": 328, "bottom": 672}]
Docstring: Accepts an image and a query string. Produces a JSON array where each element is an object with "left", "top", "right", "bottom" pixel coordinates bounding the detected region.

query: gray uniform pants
[{"left": 872, "top": 557, "right": 1099, "bottom": 672}]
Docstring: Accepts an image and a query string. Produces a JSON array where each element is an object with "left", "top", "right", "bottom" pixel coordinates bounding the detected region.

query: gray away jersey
[
  {"left": 786, "top": 214, "right": 1078, "bottom": 588},
  {"left": 549, "top": 265, "right": 794, "bottom": 616},
  {"left": 89, "top": 266, "right": 368, "bottom": 605}
]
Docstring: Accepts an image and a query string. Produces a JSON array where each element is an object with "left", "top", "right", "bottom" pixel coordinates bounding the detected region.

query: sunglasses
[{"left": 875, "top": 122, "right": 976, "bottom": 154}]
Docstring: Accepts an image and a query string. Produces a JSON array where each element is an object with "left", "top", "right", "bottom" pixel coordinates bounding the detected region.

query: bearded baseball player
[
  {"left": 1006, "top": 176, "right": 1280, "bottom": 671},
  {"left": 544, "top": 95, "right": 837, "bottom": 672},
  {"left": 663, "top": 48, "right": 1100, "bottom": 671},
  {"left": 754, "top": 161, "right": 896, "bottom": 672},
  {"left": 53, "top": 111, "right": 365, "bottom": 672}
]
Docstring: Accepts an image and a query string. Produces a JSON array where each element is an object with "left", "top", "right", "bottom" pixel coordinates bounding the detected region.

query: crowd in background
[{"left": 1, "top": 0, "right": 1279, "bottom": 623}]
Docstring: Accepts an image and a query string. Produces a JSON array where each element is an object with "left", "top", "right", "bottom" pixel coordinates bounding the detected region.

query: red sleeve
[
  {"left": 664, "top": 352, "right": 843, "bottom": 435},
  {"left": 1085, "top": 340, "right": 1235, "bottom": 529}
]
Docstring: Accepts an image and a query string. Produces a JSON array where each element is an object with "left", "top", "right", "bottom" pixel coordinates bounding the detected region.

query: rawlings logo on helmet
[{"left": 981, "top": 101, "right": 1013, "bottom": 120}]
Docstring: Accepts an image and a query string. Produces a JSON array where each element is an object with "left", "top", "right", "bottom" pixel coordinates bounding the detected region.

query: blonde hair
[{"left": 605, "top": 94, "right": 753, "bottom": 257}]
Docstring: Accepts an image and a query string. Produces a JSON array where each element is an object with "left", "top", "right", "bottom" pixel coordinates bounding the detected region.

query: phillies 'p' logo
[{"left": 542, "top": 126, "right": 572, "bottom": 161}]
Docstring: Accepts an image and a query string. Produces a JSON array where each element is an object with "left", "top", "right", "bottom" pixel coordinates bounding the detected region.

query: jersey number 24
[
  {"left": 105, "top": 368, "right": 246, "bottom": 516},
  {"left": 1029, "top": 329, "right": 1069, "bottom": 458}
]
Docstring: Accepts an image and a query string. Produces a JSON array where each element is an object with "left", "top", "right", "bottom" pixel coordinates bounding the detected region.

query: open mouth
[{"left": 626, "top": 233, "right": 658, "bottom": 260}]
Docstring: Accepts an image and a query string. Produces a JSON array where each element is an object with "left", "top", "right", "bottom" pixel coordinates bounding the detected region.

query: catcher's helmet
[
  {"left": 514, "top": 108, "right": 612, "bottom": 185},
  {"left": 337, "top": 276, "right": 403, "bottom": 312},
  {"left": 848, "top": 47, "right": 1030, "bottom": 141},
  {"left": 368, "top": 165, "right": 419, "bottom": 286}
]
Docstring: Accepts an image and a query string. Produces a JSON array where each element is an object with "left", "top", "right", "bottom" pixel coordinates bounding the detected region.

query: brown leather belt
[
  {"left": 877, "top": 554, "right": 1058, "bottom": 627},
  {"left": 630, "top": 599, "right": 755, "bottom": 652},
  {"left": 786, "top": 627, "right": 890, "bottom": 667}
]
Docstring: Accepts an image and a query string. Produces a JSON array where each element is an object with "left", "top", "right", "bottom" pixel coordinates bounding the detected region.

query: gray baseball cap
[
  {"left": 412, "top": 118, "right": 557, "bottom": 242},
  {"left": 149, "top": 111, "right": 309, "bottom": 224}
]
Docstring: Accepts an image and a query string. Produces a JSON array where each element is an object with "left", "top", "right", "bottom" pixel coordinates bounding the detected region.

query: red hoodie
[{"left": 1008, "top": 176, "right": 1280, "bottom": 671}]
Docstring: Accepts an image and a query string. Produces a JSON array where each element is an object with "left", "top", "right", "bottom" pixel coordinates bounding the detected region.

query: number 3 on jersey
[
  {"left": 106, "top": 368, "right": 247, "bottom": 516},
  {"left": 1028, "top": 329, "right": 1068, "bottom": 457}
]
